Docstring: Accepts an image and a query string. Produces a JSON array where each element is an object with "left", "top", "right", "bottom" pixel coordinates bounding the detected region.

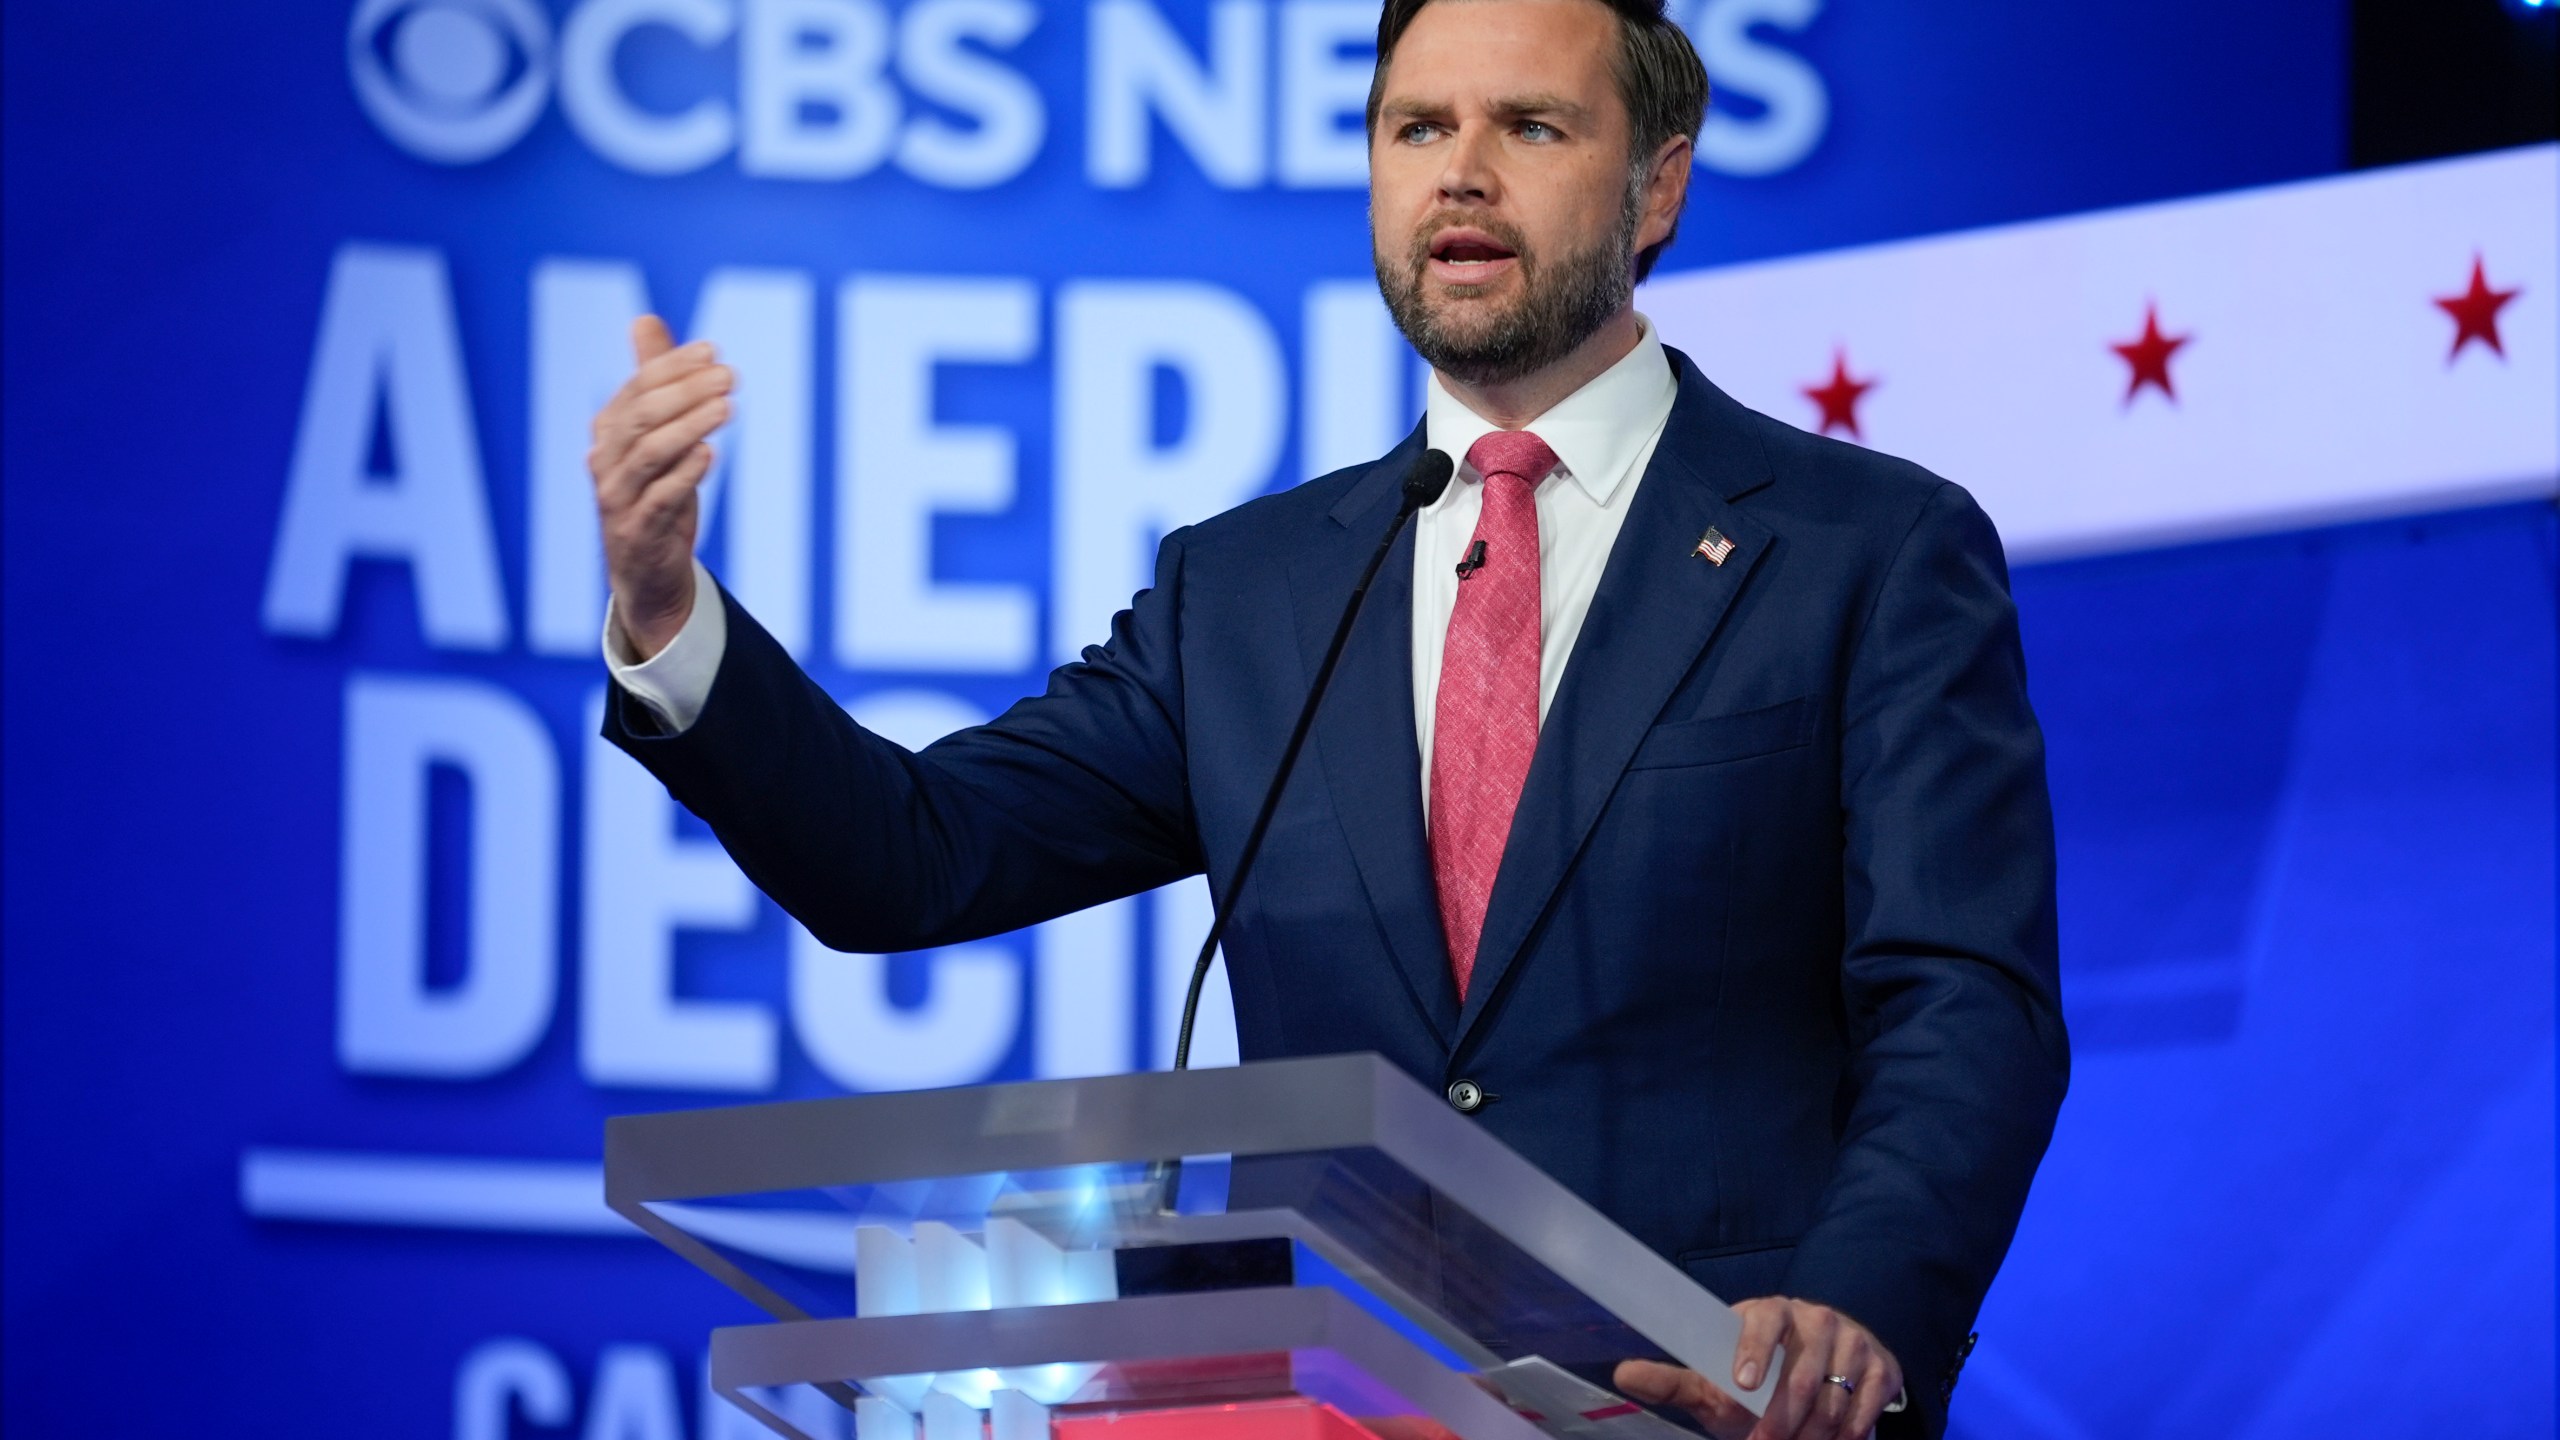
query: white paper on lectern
[{"left": 1478, "top": 1356, "right": 1710, "bottom": 1439}]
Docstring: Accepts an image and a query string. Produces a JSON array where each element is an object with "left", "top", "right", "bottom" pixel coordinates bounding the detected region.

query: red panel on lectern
[{"left": 1054, "top": 1397, "right": 1387, "bottom": 1440}]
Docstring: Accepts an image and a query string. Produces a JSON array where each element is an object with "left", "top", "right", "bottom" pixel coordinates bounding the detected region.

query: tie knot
[{"left": 1466, "top": 430, "right": 1560, "bottom": 490}]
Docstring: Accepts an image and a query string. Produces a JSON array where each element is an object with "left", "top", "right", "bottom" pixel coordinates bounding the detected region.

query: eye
[
  {"left": 1517, "top": 120, "right": 1560, "bottom": 142},
  {"left": 1398, "top": 122, "right": 1440, "bottom": 144}
]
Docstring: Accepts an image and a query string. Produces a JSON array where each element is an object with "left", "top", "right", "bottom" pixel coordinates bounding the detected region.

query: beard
[{"left": 1374, "top": 183, "right": 1643, "bottom": 388}]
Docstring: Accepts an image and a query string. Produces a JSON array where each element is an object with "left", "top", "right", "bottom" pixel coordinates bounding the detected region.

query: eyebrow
[
  {"left": 1488, "top": 93, "right": 1594, "bottom": 125},
  {"left": 1378, "top": 93, "right": 1597, "bottom": 127}
]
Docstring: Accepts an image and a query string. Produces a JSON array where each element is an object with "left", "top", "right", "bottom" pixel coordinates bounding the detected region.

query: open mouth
[{"left": 1428, "top": 228, "right": 1521, "bottom": 280}]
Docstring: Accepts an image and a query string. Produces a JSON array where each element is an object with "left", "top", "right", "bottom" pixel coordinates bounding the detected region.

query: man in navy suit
[{"left": 587, "top": 1, "right": 2067, "bottom": 1435}]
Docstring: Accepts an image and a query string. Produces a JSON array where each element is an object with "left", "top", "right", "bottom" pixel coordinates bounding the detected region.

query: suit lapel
[
  {"left": 1288, "top": 428, "right": 1461, "bottom": 1044},
  {"left": 1452, "top": 357, "right": 1778, "bottom": 1049}
]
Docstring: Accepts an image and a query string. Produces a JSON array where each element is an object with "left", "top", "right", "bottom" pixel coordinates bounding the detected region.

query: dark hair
[{"left": 1364, "top": 0, "right": 1710, "bottom": 280}]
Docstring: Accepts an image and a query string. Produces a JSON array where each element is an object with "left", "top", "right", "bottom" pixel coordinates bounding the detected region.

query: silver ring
[{"left": 1824, "top": 1374, "right": 1856, "bottom": 1395}]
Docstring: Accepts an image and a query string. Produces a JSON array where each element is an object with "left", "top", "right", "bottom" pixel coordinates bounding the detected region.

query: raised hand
[{"left": 588, "top": 314, "right": 732, "bottom": 659}]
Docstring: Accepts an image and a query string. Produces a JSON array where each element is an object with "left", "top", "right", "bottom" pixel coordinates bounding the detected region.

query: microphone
[{"left": 1170, "top": 447, "right": 1456, "bottom": 1070}]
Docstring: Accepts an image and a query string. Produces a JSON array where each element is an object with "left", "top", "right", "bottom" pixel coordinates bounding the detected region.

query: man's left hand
[{"left": 1613, "top": 1296, "right": 1902, "bottom": 1440}]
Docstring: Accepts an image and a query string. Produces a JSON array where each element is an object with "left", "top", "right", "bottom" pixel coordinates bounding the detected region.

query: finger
[
  {"left": 629, "top": 394, "right": 731, "bottom": 479},
  {"left": 604, "top": 394, "right": 730, "bottom": 507},
  {"left": 1803, "top": 1321, "right": 1869, "bottom": 1440},
  {"left": 1613, "top": 1361, "right": 1751, "bottom": 1440},
  {"left": 605, "top": 447, "right": 708, "bottom": 610},
  {"left": 1732, "top": 1299, "right": 1788, "bottom": 1394},
  {"left": 592, "top": 345, "right": 723, "bottom": 468},
  {"left": 629, "top": 442, "right": 714, "bottom": 517},
  {"left": 607, "top": 448, "right": 705, "bottom": 552},
  {"left": 1614, "top": 1359, "right": 1684, "bottom": 1406},
  {"left": 1612, "top": 1359, "right": 1715, "bottom": 1412},
  {"left": 609, "top": 445, "right": 711, "bottom": 563},
  {"left": 1842, "top": 1355, "right": 1891, "bottom": 1439},
  {"left": 617, "top": 363, "right": 735, "bottom": 446},
  {"left": 630, "top": 337, "right": 716, "bottom": 394},
  {"left": 1845, "top": 1345, "right": 1900, "bottom": 1440},
  {"left": 631, "top": 313, "right": 676, "bottom": 364},
  {"left": 1755, "top": 1308, "right": 1835, "bottom": 1440},
  {"left": 601, "top": 339, "right": 721, "bottom": 433}
]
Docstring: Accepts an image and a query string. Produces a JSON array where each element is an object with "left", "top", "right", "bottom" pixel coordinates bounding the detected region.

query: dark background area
[{"left": 2352, "top": 0, "right": 2558, "bottom": 166}]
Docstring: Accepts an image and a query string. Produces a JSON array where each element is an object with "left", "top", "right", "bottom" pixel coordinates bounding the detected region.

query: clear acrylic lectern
[{"left": 606, "top": 1054, "right": 1761, "bottom": 1440}]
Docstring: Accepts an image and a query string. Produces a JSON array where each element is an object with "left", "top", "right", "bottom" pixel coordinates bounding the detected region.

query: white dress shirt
[
  {"left": 607, "top": 317, "right": 1681, "bottom": 770},
  {"left": 1411, "top": 317, "right": 1677, "bottom": 811},
  {"left": 607, "top": 554, "right": 726, "bottom": 729}
]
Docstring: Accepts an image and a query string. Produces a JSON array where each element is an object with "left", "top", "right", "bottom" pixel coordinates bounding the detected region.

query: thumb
[
  {"left": 1612, "top": 1359, "right": 1704, "bottom": 1408},
  {"left": 631, "top": 313, "right": 675, "bottom": 364},
  {"left": 1613, "top": 1360, "right": 1751, "bottom": 1440}
]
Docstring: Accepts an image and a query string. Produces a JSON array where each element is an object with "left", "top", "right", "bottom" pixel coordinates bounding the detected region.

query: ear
[{"left": 1633, "top": 133, "right": 1693, "bottom": 256}]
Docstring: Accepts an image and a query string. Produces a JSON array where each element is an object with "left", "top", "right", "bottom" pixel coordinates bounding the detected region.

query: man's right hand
[{"left": 589, "top": 314, "right": 732, "bottom": 660}]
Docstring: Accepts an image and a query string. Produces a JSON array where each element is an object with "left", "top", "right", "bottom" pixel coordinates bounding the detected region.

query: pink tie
[{"left": 1431, "top": 430, "right": 1557, "bottom": 999}]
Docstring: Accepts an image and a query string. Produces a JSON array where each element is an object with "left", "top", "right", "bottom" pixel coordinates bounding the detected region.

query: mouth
[{"left": 1426, "top": 227, "right": 1521, "bottom": 284}]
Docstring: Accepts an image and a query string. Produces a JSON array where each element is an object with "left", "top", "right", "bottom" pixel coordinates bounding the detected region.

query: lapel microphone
[{"left": 1170, "top": 447, "right": 1456, "bottom": 1071}]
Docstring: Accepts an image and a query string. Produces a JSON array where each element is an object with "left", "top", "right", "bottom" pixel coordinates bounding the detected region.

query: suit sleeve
[
  {"left": 601, "top": 530, "right": 1205, "bottom": 952},
  {"left": 1780, "top": 481, "right": 2070, "bottom": 1435}
]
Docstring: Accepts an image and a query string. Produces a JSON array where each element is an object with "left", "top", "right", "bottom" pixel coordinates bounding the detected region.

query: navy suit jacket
[{"left": 607, "top": 349, "right": 2068, "bottom": 1436}]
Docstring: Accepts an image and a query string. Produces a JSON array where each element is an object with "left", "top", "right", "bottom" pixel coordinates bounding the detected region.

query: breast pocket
[{"left": 1628, "top": 696, "right": 1814, "bottom": 771}]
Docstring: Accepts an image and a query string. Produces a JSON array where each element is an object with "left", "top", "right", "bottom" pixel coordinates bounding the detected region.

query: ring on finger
[{"left": 1823, "top": 1374, "right": 1855, "bottom": 1396}]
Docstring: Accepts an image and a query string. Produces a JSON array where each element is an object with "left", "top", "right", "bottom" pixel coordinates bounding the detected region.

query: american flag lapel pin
[{"left": 1693, "top": 525, "right": 1735, "bottom": 566}]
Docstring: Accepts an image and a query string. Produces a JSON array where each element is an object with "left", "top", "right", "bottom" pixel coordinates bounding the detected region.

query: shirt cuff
[{"left": 603, "top": 557, "right": 725, "bottom": 734}]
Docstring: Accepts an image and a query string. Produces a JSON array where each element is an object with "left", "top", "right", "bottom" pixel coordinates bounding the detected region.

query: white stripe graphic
[
  {"left": 241, "top": 1148, "right": 626, "bottom": 1234},
  {"left": 239, "top": 1148, "right": 858, "bottom": 1271},
  {"left": 1644, "top": 144, "right": 2559, "bottom": 560}
]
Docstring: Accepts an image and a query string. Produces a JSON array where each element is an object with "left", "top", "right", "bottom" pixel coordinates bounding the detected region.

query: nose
[{"left": 1435, "top": 120, "right": 1500, "bottom": 206}]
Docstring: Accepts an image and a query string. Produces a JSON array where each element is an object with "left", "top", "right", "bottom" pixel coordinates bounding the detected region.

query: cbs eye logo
[{"left": 348, "top": 0, "right": 551, "bottom": 164}]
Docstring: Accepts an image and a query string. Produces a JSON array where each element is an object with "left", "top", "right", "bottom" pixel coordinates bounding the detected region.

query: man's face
[{"left": 1369, "top": 0, "right": 1651, "bottom": 385}]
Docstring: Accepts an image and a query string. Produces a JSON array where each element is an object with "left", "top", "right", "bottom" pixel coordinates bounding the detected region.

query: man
[{"left": 589, "top": 1, "right": 2067, "bottom": 1436}]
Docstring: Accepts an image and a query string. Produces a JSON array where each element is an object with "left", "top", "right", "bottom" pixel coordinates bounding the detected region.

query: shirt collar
[{"left": 1423, "top": 314, "right": 1678, "bottom": 508}]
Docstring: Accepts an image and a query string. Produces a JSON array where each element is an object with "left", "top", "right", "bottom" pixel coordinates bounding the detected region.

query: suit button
[{"left": 1446, "top": 1079, "right": 1486, "bottom": 1113}]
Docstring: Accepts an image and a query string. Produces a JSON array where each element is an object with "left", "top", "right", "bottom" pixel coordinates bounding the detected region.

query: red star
[
  {"left": 2434, "top": 254, "right": 2519, "bottom": 363},
  {"left": 1803, "top": 348, "right": 1878, "bottom": 440},
  {"left": 2110, "top": 302, "right": 2190, "bottom": 406}
]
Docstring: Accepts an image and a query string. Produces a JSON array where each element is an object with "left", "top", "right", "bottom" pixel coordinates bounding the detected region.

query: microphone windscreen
[{"left": 1404, "top": 449, "right": 1456, "bottom": 509}]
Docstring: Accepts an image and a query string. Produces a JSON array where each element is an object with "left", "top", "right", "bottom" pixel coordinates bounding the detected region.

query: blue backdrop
[{"left": 7, "top": 1, "right": 2551, "bottom": 1436}]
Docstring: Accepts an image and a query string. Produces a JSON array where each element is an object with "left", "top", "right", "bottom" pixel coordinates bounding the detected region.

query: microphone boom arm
[{"left": 1172, "top": 449, "right": 1455, "bottom": 1070}]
